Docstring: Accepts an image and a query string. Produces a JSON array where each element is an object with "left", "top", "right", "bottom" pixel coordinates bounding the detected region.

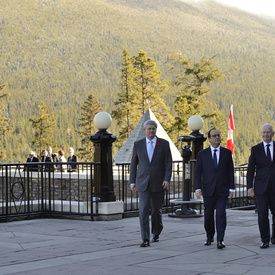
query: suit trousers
[
  {"left": 138, "top": 187, "right": 164, "bottom": 241},
  {"left": 203, "top": 191, "right": 228, "bottom": 242},
  {"left": 255, "top": 182, "right": 275, "bottom": 243}
]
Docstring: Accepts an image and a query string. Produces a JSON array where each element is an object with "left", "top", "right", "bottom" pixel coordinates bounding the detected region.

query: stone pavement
[{"left": 0, "top": 209, "right": 275, "bottom": 275}]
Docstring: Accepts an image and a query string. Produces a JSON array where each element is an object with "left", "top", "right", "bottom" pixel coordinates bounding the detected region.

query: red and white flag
[{"left": 227, "top": 105, "right": 235, "bottom": 155}]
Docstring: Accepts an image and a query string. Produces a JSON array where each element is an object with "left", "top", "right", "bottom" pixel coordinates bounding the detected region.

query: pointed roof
[{"left": 114, "top": 108, "right": 182, "bottom": 164}]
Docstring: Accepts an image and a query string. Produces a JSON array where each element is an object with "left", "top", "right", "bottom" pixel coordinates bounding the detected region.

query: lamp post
[
  {"left": 170, "top": 115, "right": 206, "bottom": 218},
  {"left": 188, "top": 115, "right": 207, "bottom": 160},
  {"left": 90, "top": 112, "right": 116, "bottom": 202}
]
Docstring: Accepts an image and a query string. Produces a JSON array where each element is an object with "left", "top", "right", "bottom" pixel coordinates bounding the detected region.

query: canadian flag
[{"left": 227, "top": 105, "right": 235, "bottom": 155}]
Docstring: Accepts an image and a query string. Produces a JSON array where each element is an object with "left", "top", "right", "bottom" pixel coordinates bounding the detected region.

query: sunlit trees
[
  {"left": 0, "top": 84, "right": 11, "bottom": 161},
  {"left": 77, "top": 94, "right": 102, "bottom": 161},
  {"left": 169, "top": 52, "right": 226, "bottom": 140},
  {"left": 113, "top": 49, "right": 174, "bottom": 147},
  {"left": 29, "top": 101, "right": 57, "bottom": 157}
]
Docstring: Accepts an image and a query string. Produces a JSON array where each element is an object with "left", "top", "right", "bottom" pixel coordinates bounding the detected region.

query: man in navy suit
[
  {"left": 247, "top": 123, "right": 275, "bottom": 248},
  {"left": 130, "top": 120, "right": 172, "bottom": 247},
  {"left": 67, "top": 147, "right": 78, "bottom": 172},
  {"left": 194, "top": 128, "right": 234, "bottom": 249}
]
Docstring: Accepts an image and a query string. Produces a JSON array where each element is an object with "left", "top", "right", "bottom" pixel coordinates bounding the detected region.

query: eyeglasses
[{"left": 211, "top": 134, "right": 220, "bottom": 138}]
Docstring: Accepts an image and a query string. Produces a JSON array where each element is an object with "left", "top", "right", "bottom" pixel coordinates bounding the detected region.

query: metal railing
[
  {"left": 0, "top": 161, "right": 253, "bottom": 221},
  {"left": 115, "top": 162, "right": 254, "bottom": 217},
  {"left": 0, "top": 162, "right": 99, "bottom": 221}
]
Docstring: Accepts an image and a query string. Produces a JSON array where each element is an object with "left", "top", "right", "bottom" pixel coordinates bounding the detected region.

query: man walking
[
  {"left": 130, "top": 120, "right": 172, "bottom": 247},
  {"left": 194, "top": 128, "right": 235, "bottom": 249},
  {"left": 247, "top": 124, "right": 275, "bottom": 248}
]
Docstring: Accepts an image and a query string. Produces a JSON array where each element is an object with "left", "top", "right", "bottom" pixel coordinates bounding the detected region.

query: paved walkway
[{"left": 0, "top": 209, "right": 274, "bottom": 275}]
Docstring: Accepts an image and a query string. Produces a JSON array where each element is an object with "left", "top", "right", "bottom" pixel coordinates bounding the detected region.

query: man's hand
[
  {"left": 131, "top": 184, "right": 136, "bottom": 192},
  {"left": 195, "top": 189, "right": 202, "bottom": 199},
  {"left": 162, "top": 181, "right": 169, "bottom": 189},
  {"left": 248, "top": 188, "right": 254, "bottom": 197},
  {"left": 228, "top": 191, "right": 234, "bottom": 199}
]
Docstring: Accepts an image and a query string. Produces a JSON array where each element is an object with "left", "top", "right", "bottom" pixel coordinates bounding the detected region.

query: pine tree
[
  {"left": 0, "top": 84, "right": 11, "bottom": 161},
  {"left": 169, "top": 52, "right": 226, "bottom": 138},
  {"left": 29, "top": 101, "right": 57, "bottom": 157},
  {"left": 77, "top": 94, "right": 102, "bottom": 161},
  {"left": 112, "top": 49, "right": 138, "bottom": 148},
  {"left": 112, "top": 49, "right": 174, "bottom": 148},
  {"left": 133, "top": 50, "right": 174, "bottom": 131}
]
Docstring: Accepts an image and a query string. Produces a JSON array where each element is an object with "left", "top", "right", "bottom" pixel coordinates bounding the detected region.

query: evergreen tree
[
  {"left": 112, "top": 49, "right": 138, "bottom": 148},
  {"left": 77, "top": 94, "right": 102, "bottom": 161},
  {"left": 133, "top": 50, "right": 174, "bottom": 131},
  {"left": 113, "top": 49, "right": 174, "bottom": 148},
  {"left": 29, "top": 101, "right": 57, "bottom": 157},
  {"left": 169, "top": 52, "right": 226, "bottom": 139},
  {"left": 0, "top": 84, "right": 11, "bottom": 161}
]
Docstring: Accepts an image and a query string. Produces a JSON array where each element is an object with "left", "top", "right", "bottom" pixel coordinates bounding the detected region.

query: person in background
[
  {"left": 41, "top": 149, "right": 51, "bottom": 163},
  {"left": 194, "top": 128, "right": 235, "bottom": 249},
  {"left": 25, "top": 151, "right": 39, "bottom": 171},
  {"left": 57, "top": 150, "right": 66, "bottom": 172},
  {"left": 247, "top": 123, "right": 275, "bottom": 248},
  {"left": 47, "top": 146, "right": 58, "bottom": 171},
  {"left": 67, "top": 147, "right": 78, "bottom": 172},
  {"left": 41, "top": 149, "right": 51, "bottom": 171}
]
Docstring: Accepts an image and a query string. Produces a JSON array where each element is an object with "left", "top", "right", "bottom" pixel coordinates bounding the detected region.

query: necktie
[
  {"left": 266, "top": 144, "right": 272, "bottom": 164},
  {"left": 148, "top": 140, "right": 154, "bottom": 162},
  {"left": 213, "top": 149, "right": 218, "bottom": 168}
]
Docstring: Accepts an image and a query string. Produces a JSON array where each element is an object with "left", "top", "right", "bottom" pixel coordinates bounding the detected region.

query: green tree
[
  {"left": 112, "top": 49, "right": 138, "bottom": 148},
  {"left": 0, "top": 84, "right": 11, "bottom": 161},
  {"left": 113, "top": 49, "right": 174, "bottom": 148},
  {"left": 29, "top": 101, "right": 57, "bottom": 156},
  {"left": 77, "top": 94, "right": 102, "bottom": 161},
  {"left": 133, "top": 50, "right": 174, "bottom": 131},
  {"left": 169, "top": 52, "right": 226, "bottom": 138}
]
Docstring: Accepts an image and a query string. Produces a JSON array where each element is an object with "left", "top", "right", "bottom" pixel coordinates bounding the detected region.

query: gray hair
[
  {"left": 261, "top": 124, "right": 274, "bottom": 133},
  {"left": 143, "top": 120, "right": 157, "bottom": 129}
]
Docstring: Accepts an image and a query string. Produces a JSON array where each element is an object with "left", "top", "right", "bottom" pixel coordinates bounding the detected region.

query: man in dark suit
[
  {"left": 194, "top": 128, "right": 234, "bottom": 249},
  {"left": 67, "top": 147, "right": 78, "bottom": 172},
  {"left": 247, "top": 123, "right": 275, "bottom": 248},
  {"left": 130, "top": 120, "right": 172, "bottom": 247},
  {"left": 26, "top": 151, "right": 39, "bottom": 171}
]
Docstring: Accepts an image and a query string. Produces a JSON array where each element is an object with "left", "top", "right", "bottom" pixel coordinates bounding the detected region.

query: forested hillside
[{"left": 1, "top": 0, "right": 275, "bottom": 164}]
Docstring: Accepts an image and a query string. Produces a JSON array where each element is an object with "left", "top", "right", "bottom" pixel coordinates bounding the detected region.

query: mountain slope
[{"left": 0, "top": 0, "right": 274, "bottom": 164}]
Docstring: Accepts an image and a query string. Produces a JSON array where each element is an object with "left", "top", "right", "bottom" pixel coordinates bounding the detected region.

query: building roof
[{"left": 114, "top": 108, "right": 182, "bottom": 164}]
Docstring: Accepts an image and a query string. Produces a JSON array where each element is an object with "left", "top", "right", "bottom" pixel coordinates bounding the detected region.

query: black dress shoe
[
  {"left": 204, "top": 238, "right": 214, "bottom": 246},
  {"left": 140, "top": 240, "right": 150, "bottom": 247},
  {"left": 152, "top": 235, "right": 159, "bottom": 242},
  {"left": 271, "top": 236, "right": 275, "bottom": 244},
  {"left": 217, "top": 241, "right": 226, "bottom": 249},
  {"left": 260, "top": 242, "right": 269, "bottom": 249}
]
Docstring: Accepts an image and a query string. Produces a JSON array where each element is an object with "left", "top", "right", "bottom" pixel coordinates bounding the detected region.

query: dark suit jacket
[
  {"left": 27, "top": 157, "right": 39, "bottom": 163},
  {"left": 41, "top": 156, "right": 51, "bottom": 162},
  {"left": 194, "top": 146, "right": 235, "bottom": 197},
  {"left": 40, "top": 156, "right": 52, "bottom": 171},
  {"left": 68, "top": 155, "right": 78, "bottom": 171},
  {"left": 26, "top": 156, "right": 39, "bottom": 171},
  {"left": 247, "top": 141, "right": 275, "bottom": 195},
  {"left": 130, "top": 137, "right": 172, "bottom": 193}
]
